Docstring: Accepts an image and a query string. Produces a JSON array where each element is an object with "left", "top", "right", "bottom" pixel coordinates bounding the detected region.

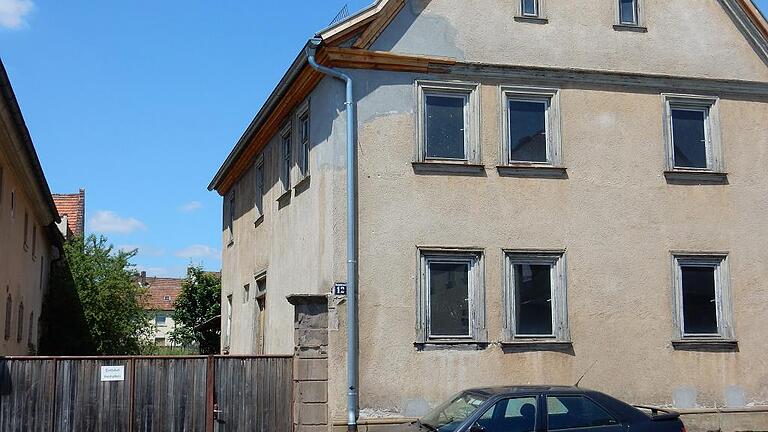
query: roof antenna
[
  {"left": 330, "top": 4, "right": 350, "bottom": 25},
  {"left": 575, "top": 361, "right": 598, "bottom": 388}
]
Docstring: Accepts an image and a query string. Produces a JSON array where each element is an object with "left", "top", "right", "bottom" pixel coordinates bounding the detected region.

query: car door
[
  {"left": 467, "top": 395, "right": 542, "bottom": 432},
  {"left": 545, "top": 394, "right": 626, "bottom": 432}
]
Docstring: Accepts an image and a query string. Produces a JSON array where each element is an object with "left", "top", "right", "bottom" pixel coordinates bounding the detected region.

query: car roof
[{"left": 466, "top": 385, "right": 589, "bottom": 396}]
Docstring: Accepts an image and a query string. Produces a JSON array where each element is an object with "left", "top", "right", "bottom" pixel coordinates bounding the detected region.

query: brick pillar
[{"left": 288, "top": 294, "right": 329, "bottom": 432}]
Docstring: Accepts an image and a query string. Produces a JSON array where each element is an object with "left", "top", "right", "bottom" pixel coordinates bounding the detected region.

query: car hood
[{"left": 382, "top": 421, "right": 427, "bottom": 432}]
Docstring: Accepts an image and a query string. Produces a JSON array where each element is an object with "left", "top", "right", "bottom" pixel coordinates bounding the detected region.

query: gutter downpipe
[{"left": 306, "top": 38, "right": 359, "bottom": 432}]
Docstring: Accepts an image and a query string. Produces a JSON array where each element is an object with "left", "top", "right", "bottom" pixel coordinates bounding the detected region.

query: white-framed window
[
  {"left": 501, "top": 86, "right": 562, "bottom": 166},
  {"left": 163, "top": 295, "right": 171, "bottom": 301},
  {"left": 662, "top": 95, "right": 723, "bottom": 173},
  {"left": 416, "top": 248, "right": 486, "bottom": 344},
  {"left": 297, "top": 101, "right": 311, "bottom": 180},
  {"left": 416, "top": 81, "right": 480, "bottom": 164},
  {"left": 155, "top": 312, "right": 167, "bottom": 327},
  {"left": 226, "top": 191, "right": 235, "bottom": 245},
  {"left": 254, "top": 155, "right": 265, "bottom": 220},
  {"left": 672, "top": 254, "right": 734, "bottom": 340},
  {"left": 243, "top": 283, "right": 250, "bottom": 303},
  {"left": 224, "top": 294, "right": 233, "bottom": 349},
  {"left": 618, "top": 0, "right": 639, "bottom": 25},
  {"left": 503, "top": 250, "right": 569, "bottom": 342},
  {"left": 254, "top": 271, "right": 267, "bottom": 354},
  {"left": 280, "top": 122, "right": 292, "bottom": 193},
  {"left": 520, "top": 0, "right": 540, "bottom": 17}
]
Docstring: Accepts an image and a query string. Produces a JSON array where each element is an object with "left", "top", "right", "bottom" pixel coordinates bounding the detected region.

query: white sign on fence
[{"left": 100, "top": 365, "right": 125, "bottom": 382}]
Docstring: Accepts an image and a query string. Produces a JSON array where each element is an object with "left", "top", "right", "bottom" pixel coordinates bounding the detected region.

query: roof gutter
[{"left": 306, "top": 37, "right": 360, "bottom": 432}]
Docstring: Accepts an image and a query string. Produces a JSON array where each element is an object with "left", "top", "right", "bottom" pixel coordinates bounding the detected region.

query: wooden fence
[{"left": 0, "top": 355, "right": 293, "bottom": 432}]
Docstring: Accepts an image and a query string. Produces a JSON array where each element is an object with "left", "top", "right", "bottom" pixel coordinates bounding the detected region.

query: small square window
[
  {"left": 663, "top": 95, "right": 723, "bottom": 173},
  {"left": 502, "top": 87, "right": 562, "bottom": 167},
  {"left": 417, "top": 248, "right": 486, "bottom": 344},
  {"left": 672, "top": 254, "right": 734, "bottom": 341},
  {"left": 504, "top": 250, "right": 569, "bottom": 342},
  {"left": 163, "top": 295, "right": 171, "bottom": 302},
  {"left": 155, "top": 313, "right": 167, "bottom": 327},
  {"left": 416, "top": 81, "right": 480, "bottom": 165}
]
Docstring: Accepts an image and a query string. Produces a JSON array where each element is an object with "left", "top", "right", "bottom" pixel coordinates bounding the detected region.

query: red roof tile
[
  {"left": 141, "top": 276, "right": 183, "bottom": 311},
  {"left": 52, "top": 189, "right": 85, "bottom": 238}
]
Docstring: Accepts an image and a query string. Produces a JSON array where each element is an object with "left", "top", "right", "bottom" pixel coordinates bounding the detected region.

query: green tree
[
  {"left": 64, "top": 235, "right": 153, "bottom": 354},
  {"left": 170, "top": 266, "right": 221, "bottom": 354}
]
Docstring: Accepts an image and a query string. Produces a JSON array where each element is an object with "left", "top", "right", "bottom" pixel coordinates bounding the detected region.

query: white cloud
[
  {"left": 90, "top": 210, "right": 147, "bottom": 234},
  {"left": 179, "top": 201, "right": 203, "bottom": 213},
  {"left": 0, "top": 0, "right": 34, "bottom": 30},
  {"left": 175, "top": 244, "right": 220, "bottom": 260},
  {"left": 118, "top": 244, "right": 165, "bottom": 257}
]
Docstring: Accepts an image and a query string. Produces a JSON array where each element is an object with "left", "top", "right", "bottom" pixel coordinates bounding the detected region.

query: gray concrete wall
[
  {"left": 221, "top": 74, "right": 349, "bottom": 355},
  {"left": 0, "top": 120, "right": 52, "bottom": 356},
  {"left": 371, "top": 0, "right": 768, "bottom": 81}
]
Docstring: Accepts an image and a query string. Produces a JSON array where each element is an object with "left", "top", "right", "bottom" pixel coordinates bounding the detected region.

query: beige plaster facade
[
  {"left": 214, "top": 0, "right": 768, "bottom": 428},
  {"left": 0, "top": 61, "right": 61, "bottom": 356}
]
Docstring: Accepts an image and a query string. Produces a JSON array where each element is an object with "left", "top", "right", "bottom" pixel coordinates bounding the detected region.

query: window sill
[
  {"left": 613, "top": 24, "right": 647, "bottom": 33},
  {"left": 664, "top": 170, "right": 728, "bottom": 185},
  {"left": 514, "top": 16, "right": 548, "bottom": 24},
  {"left": 253, "top": 214, "right": 264, "bottom": 228},
  {"left": 227, "top": 239, "right": 234, "bottom": 248},
  {"left": 277, "top": 189, "right": 292, "bottom": 209},
  {"left": 672, "top": 339, "right": 738, "bottom": 351},
  {"left": 412, "top": 162, "right": 486, "bottom": 176},
  {"left": 497, "top": 165, "right": 568, "bottom": 179},
  {"left": 500, "top": 340, "right": 573, "bottom": 352},
  {"left": 294, "top": 175, "right": 311, "bottom": 195},
  {"left": 414, "top": 340, "right": 489, "bottom": 351}
]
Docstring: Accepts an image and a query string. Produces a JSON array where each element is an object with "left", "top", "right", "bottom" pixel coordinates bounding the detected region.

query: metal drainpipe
[{"left": 306, "top": 37, "right": 359, "bottom": 432}]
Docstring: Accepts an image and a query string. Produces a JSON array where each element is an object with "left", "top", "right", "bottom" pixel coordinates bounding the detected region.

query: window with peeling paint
[
  {"left": 504, "top": 251, "right": 569, "bottom": 342},
  {"left": 417, "top": 249, "right": 486, "bottom": 344},
  {"left": 663, "top": 95, "right": 723, "bottom": 174},
  {"left": 425, "top": 94, "right": 467, "bottom": 160},
  {"left": 673, "top": 254, "right": 734, "bottom": 340}
]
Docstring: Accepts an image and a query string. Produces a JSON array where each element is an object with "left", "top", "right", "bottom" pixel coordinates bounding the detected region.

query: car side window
[
  {"left": 476, "top": 397, "right": 537, "bottom": 432},
  {"left": 546, "top": 396, "right": 619, "bottom": 430}
]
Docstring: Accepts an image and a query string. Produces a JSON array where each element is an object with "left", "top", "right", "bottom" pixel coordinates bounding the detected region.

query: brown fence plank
[
  {"left": 54, "top": 359, "right": 132, "bottom": 432},
  {"left": 0, "top": 359, "right": 55, "bottom": 432},
  {"left": 133, "top": 357, "right": 207, "bottom": 432}
]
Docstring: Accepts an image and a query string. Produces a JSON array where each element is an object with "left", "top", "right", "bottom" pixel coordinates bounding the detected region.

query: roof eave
[
  {"left": 0, "top": 59, "right": 61, "bottom": 225},
  {"left": 208, "top": 42, "right": 312, "bottom": 193}
]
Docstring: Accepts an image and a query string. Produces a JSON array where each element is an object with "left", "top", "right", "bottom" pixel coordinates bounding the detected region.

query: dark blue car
[{"left": 403, "top": 386, "right": 685, "bottom": 432}]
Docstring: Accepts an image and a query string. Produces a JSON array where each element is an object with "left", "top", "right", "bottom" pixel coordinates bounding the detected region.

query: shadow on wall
[{"left": 37, "top": 251, "right": 95, "bottom": 355}]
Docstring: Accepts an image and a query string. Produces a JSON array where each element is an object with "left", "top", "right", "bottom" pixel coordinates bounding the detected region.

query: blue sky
[
  {"left": 0, "top": 0, "right": 766, "bottom": 277},
  {"left": 0, "top": 0, "right": 371, "bottom": 277}
]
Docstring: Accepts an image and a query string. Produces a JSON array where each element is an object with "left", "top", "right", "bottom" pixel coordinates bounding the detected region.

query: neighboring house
[
  {"left": 0, "top": 59, "right": 64, "bottom": 355},
  {"left": 138, "top": 272, "right": 182, "bottom": 347},
  {"left": 209, "top": 0, "right": 768, "bottom": 429},
  {"left": 52, "top": 189, "right": 85, "bottom": 241}
]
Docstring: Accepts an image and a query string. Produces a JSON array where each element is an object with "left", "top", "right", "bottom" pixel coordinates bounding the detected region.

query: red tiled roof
[
  {"left": 52, "top": 189, "right": 85, "bottom": 238},
  {"left": 141, "top": 276, "right": 183, "bottom": 311}
]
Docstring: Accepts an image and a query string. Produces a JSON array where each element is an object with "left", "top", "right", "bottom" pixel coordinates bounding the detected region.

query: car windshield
[{"left": 420, "top": 391, "right": 489, "bottom": 431}]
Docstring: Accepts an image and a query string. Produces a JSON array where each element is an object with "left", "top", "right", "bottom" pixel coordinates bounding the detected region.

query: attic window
[{"left": 163, "top": 295, "right": 171, "bottom": 301}]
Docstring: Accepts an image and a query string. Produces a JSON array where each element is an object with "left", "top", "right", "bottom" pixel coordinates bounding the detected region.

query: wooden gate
[{"left": 0, "top": 355, "right": 293, "bottom": 432}]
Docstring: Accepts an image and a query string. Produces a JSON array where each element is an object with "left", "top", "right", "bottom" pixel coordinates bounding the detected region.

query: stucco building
[
  {"left": 209, "top": 0, "right": 768, "bottom": 430},
  {"left": 138, "top": 272, "right": 182, "bottom": 347},
  {"left": 0, "top": 59, "right": 63, "bottom": 355}
]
